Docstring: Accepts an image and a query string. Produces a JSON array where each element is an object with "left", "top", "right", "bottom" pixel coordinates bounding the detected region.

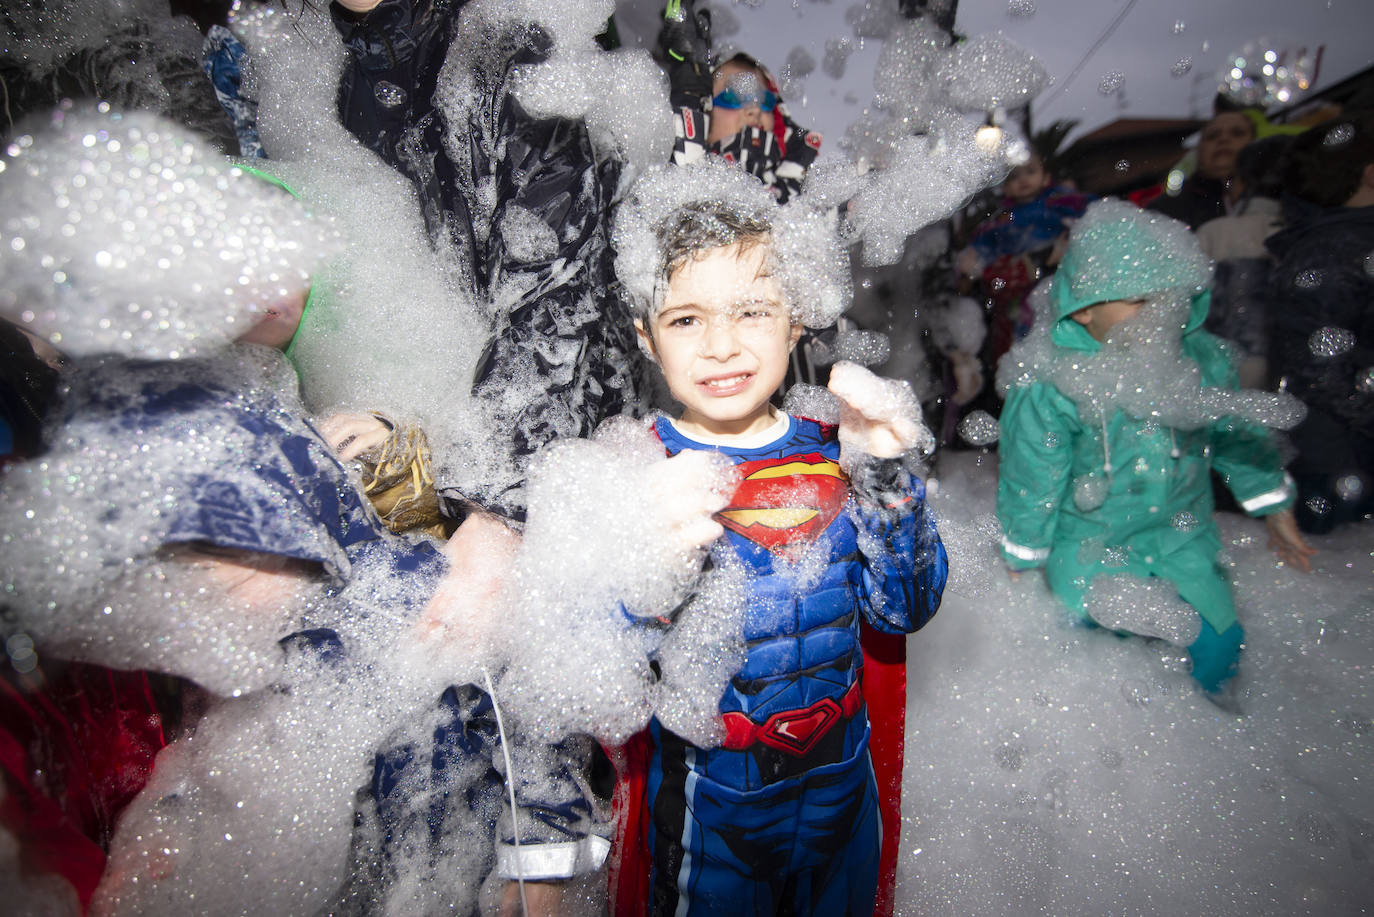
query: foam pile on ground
[
  {"left": 903, "top": 452, "right": 1374, "bottom": 915},
  {"left": 0, "top": 105, "right": 339, "bottom": 359}
]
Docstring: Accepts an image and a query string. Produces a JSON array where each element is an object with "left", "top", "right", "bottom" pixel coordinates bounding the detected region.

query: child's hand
[
  {"left": 334, "top": 0, "right": 383, "bottom": 12},
  {"left": 653, "top": 450, "right": 732, "bottom": 554},
  {"left": 318, "top": 412, "right": 392, "bottom": 461},
  {"left": 828, "top": 362, "right": 935, "bottom": 458},
  {"left": 1265, "top": 509, "right": 1316, "bottom": 573}
]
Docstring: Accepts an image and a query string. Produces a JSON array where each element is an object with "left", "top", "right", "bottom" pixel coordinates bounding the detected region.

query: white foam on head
[
  {"left": 0, "top": 105, "right": 339, "bottom": 359},
  {"left": 1002, "top": 294, "right": 1306, "bottom": 432},
  {"left": 614, "top": 159, "right": 851, "bottom": 329}
]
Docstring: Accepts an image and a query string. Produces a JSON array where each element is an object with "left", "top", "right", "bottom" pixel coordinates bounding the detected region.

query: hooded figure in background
[{"left": 995, "top": 201, "right": 1310, "bottom": 693}]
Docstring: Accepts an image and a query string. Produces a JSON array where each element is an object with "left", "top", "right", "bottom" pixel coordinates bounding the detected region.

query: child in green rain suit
[{"left": 995, "top": 200, "right": 1313, "bottom": 693}]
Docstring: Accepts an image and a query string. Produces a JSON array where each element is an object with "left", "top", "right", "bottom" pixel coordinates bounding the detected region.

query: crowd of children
[{"left": 1, "top": 2, "right": 1365, "bottom": 916}]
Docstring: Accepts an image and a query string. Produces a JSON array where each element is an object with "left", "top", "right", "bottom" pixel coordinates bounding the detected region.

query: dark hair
[
  {"left": 1282, "top": 112, "right": 1374, "bottom": 208},
  {"left": 1234, "top": 134, "right": 1293, "bottom": 201},
  {"left": 656, "top": 202, "right": 773, "bottom": 293}
]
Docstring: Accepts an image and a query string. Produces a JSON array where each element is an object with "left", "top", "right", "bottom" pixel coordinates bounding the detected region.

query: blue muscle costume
[{"left": 645, "top": 413, "right": 947, "bottom": 916}]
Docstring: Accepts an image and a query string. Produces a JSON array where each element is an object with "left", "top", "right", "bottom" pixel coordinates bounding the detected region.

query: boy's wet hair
[
  {"left": 613, "top": 160, "right": 849, "bottom": 328},
  {"left": 656, "top": 203, "right": 774, "bottom": 298}
]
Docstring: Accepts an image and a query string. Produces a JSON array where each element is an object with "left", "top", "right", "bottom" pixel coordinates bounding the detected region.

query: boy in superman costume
[{"left": 607, "top": 162, "right": 948, "bottom": 916}]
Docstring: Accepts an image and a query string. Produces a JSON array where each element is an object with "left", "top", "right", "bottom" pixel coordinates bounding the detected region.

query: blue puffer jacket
[{"left": 653, "top": 414, "right": 947, "bottom": 789}]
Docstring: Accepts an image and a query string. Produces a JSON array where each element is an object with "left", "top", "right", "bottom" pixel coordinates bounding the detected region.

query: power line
[{"left": 1036, "top": 0, "right": 1141, "bottom": 114}]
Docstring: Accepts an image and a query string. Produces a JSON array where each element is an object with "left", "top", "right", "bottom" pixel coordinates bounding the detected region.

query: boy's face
[
  {"left": 708, "top": 61, "right": 773, "bottom": 145},
  {"left": 1070, "top": 298, "right": 1146, "bottom": 342},
  {"left": 1002, "top": 156, "right": 1051, "bottom": 204},
  {"left": 638, "top": 241, "right": 801, "bottom": 440},
  {"left": 236, "top": 288, "right": 309, "bottom": 350},
  {"left": 1197, "top": 112, "right": 1255, "bottom": 181}
]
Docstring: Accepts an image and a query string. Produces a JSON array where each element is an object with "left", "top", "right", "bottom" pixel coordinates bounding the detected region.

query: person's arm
[
  {"left": 457, "top": 35, "right": 633, "bottom": 523},
  {"left": 490, "top": 732, "right": 611, "bottom": 894},
  {"left": 827, "top": 363, "right": 947, "bottom": 633},
  {"left": 995, "top": 383, "right": 1078, "bottom": 572},
  {"left": 1209, "top": 413, "right": 1315, "bottom": 571}
]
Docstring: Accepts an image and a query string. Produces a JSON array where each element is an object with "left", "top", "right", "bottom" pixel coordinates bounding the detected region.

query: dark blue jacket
[{"left": 332, "top": 0, "right": 638, "bottom": 523}]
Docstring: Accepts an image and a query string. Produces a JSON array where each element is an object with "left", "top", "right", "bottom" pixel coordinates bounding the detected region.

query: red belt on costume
[{"left": 719, "top": 679, "right": 864, "bottom": 757}]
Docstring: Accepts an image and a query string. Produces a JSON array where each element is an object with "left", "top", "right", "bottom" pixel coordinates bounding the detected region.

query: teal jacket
[{"left": 996, "top": 291, "right": 1293, "bottom": 634}]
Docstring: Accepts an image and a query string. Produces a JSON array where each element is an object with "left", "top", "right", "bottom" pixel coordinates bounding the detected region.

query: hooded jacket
[{"left": 996, "top": 202, "right": 1293, "bottom": 634}]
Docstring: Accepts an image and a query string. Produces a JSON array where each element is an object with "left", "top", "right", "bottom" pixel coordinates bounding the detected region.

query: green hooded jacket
[{"left": 995, "top": 202, "right": 1294, "bottom": 635}]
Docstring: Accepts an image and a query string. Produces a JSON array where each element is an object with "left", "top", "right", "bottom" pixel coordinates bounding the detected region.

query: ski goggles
[{"left": 711, "top": 72, "right": 778, "bottom": 112}]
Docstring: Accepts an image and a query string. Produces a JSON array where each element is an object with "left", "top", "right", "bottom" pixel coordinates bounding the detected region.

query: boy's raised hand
[
  {"left": 1265, "top": 509, "right": 1317, "bottom": 573},
  {"left": 828, "top": 361, "right": 935, "bottom": 459}
]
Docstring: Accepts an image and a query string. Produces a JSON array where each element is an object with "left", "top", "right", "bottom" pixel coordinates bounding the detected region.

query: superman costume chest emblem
[{"left": 714, "top": 452, "right": 850, "bottom": 554}]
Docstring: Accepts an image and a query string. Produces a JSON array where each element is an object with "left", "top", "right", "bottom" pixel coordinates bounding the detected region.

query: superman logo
[{"left": 714, "top": 453, "right": 849, "bottom": 555}]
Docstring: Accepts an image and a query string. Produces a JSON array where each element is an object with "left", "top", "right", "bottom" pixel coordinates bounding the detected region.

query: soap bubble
[
  {"left": 1308, "top": 326, "right": 1355, "bottom": 358},
  {"left": 1323, "top": 122, "right": 1355, "bottom": 148},
  {"left": 834, "top": 329, "right": 891, "bottom": 365},
  {"left": 1294, "top": 268, "right": 1323, "bottom": 290},
  {"left": 373, "top": 80, "right": 406, "bottom": 108},
  {"left": 1171, "top": 57, "right": 1193, "bottom": 77},
  {"left": 1334, "top": 474, "right": 1365, "bottom": 502},
  {"left": 1098, "top": 71, "right": 1124, "bottom": 94},
  {"left": 1007, "top": 0, "right": 1036, "bottom": 17},
  {"left": 957, "top": 410, "right": 1000, "bottom": 446}
]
